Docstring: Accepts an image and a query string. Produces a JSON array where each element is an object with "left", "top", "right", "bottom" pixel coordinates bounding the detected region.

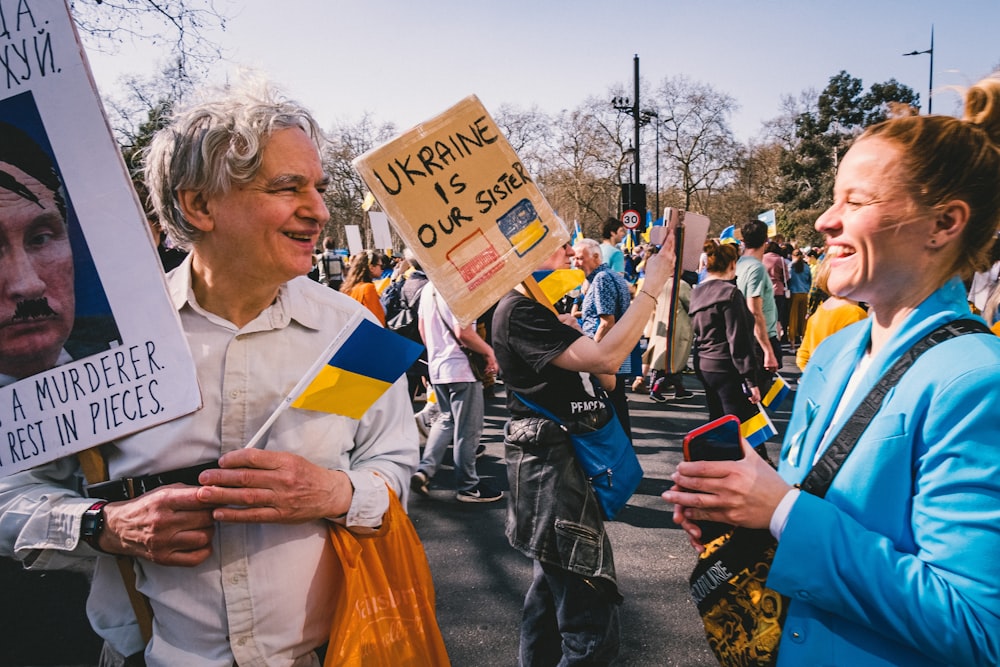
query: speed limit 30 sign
[{"left": 621, "top": 209, "right": 640, "bottom": 230}]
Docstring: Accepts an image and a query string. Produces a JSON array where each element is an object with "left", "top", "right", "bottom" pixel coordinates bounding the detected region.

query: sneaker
[
  {"left": 475, "top": 444, "right": 487, "bottom": 458},
  {"left": 673, "top": 389, "right": 694, "bottom": 399},
  {"left": 410, "top": 471, "right": 429, "bottom": 496},
  {"left": 649, "top": 391, "right": 668, "bottom": 403},
  {"left": 456, "top": 482, "right": 504, "bottom": 503},
  {"left": 631, "top": 377, "right": 647, "bottom": 393}
]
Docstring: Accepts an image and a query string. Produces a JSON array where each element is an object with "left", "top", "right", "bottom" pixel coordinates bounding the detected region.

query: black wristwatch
[{"left": 81, "top": 500, "right": 109, "bottom": 551}]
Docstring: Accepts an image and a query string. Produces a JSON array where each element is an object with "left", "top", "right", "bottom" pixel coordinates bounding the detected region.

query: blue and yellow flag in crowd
[
  {"left": 570, "top": 220, "right": 583, "bottom": 245},
  {"left": 758, "top": 209, "right": 777, "bottom": 238},
  {"left": 532, "top": 268, "right": 585, "bottom": 304},
  {"left": 761, "top": 374, "right": 791, "bottom": 410},
  {"left": 291, "top": 318, "right": 423, "bottom": 419},
  {"left": 740, "top": 407, "right": 777, "bottom": 448}
]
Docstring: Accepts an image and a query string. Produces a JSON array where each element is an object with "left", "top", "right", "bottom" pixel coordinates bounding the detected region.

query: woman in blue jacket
[{"left": 664, "top": 74, "right": 1000, "bottom": 666}]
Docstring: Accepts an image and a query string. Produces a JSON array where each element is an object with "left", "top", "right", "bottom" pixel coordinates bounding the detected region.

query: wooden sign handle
[{"left": 521, "top": 276, "right": 558, "bottom": 314}]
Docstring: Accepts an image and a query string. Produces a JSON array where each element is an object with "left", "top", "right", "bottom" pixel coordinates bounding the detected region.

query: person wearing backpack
[
  {"left": 384, "top": 250, "right": 429, "bottom": 400},
  {"left": 317, "top": 236, "right": 344, "bottom": 290}
]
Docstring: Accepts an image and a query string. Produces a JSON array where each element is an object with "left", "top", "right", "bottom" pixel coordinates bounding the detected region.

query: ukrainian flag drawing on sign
[
  {"left": 291, "top": 318, "right": 423, "bottom": 419},
  {"left": 532, "top": 268, "right": 585, "bottom": 304},
  {"left": 498, "top": 198, "right": 548, "bottom": 257},
  {"left": 740, "top": 407, "right": 777, "bottom": 448}
]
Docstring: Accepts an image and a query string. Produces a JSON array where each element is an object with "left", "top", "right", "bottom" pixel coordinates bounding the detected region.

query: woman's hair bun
[{"left": 964, "top": 76, "right": 1000, "bottom": 146}]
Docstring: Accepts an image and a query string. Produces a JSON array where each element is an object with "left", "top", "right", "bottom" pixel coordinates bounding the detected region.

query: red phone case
[{"left": 683, "top": 414, "right": 742, "bottom": 462}]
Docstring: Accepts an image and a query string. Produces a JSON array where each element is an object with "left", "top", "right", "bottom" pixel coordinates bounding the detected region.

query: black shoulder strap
[{"left": 801, "top": 319, "right": 990, "bottom": 498}]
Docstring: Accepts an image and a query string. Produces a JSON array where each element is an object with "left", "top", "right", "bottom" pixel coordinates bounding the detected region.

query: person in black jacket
[{"left": 688, "top": 240, "right": 762, "bottom": 421}]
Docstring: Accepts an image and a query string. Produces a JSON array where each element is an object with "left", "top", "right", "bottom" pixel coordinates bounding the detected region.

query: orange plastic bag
[{"left": 325, "top": 488, "right": 451, "bottom": 666}]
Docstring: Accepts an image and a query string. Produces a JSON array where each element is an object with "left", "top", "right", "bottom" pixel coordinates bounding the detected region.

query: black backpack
[{"left": 386, "top": 275, "right": 427, "bottom": 342}]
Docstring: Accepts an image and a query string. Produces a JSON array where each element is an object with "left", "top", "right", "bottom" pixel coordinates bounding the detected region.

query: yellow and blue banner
[
  {"left": 570, "top": 220, "right": 583, "bottom": 246},
  {"left": 740, "top": 407, "right": 777, "bottom": 448},
  {"left": 532, "top": 268, "right": 585, "bottom": 304},
  {"left": 719, "top": 225, "right": 737, "bottom": 244},
  {"left": 291, "top": 318, "right": 423, "bottom": 419},
  {"left": 761, "top": 373, "right": 791, "bottom": 410},
  {"left": 758, "top": 209, "right": 777, "bottom": 238}
]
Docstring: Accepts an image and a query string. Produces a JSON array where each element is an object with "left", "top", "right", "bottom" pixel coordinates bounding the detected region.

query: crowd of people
[{"left": 2, "top": 72, "right": 1000, "bottom": 667}]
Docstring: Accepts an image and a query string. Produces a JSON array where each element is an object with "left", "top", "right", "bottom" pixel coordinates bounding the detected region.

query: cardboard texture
[
  {"left": 0, "top": 2, "right": 201, "bottom": 476},
  {"left": 665, "top": 207, "right": 711, "bottom": 273},
  {"left": 353, "top": 95, "right": 569, "bottom": 326}
]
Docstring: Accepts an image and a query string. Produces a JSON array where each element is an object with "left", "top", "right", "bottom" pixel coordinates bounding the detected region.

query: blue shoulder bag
[{"left": 514, "top": 389, "right": 642, "bottom": 520}]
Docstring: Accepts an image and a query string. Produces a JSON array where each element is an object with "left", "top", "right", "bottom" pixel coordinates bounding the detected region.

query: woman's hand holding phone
[{"left": 663, "top": 415, "right": 792, "bottom": 551}]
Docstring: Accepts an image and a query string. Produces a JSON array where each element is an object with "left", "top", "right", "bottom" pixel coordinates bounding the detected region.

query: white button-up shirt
[{"left": 0, "top": 258, "right": 419, "bottom": 666}]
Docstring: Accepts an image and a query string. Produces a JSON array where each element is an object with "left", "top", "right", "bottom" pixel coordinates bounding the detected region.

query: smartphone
[
  {"left": 683, "top": 414, "right": 744, "bottom": 463},
  {"left": 681, "top": 415, "right": 743, "bottom": 543}
]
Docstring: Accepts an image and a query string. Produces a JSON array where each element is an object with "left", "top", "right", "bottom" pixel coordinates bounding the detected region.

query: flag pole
[{"left": 244, "top": 310, "right": 368, "bottom": 449}]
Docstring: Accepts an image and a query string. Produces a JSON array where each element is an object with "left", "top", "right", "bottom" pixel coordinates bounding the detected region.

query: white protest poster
[
  {"left": 0, "top": 2, "right": 201, "bottom": 477},
  {"left": 344, "top": 225, "right": 363, "bottom": 256},
  {"left": 368, "top": 211, "right": 393, "bottom": 250},
  {"left": 353, "top": 95, "right": 569, "bottom": 326}
]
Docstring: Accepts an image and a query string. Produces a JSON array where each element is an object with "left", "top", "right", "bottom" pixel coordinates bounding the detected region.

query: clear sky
[{"left": 84, "top": 0, "right": 1000, "bottom": 141}]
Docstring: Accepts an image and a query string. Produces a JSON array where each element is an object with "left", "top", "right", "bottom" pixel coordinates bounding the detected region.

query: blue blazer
[{"left": 770, "top": 278, "right": 1000, "bottom": 666}]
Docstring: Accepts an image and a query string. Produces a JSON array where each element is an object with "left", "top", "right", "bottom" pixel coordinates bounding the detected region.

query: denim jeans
[
  {"left": 520, "top": 560, "right": 621, "bottom": 666},
  {"left": 417, "top": 381, "right": 484, "bottom": 492}
]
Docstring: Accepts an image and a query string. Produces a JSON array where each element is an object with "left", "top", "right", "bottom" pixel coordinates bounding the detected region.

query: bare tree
[
  {"left": 536, "top": 97, "right": 631, "bottom": 236},
  {"left": 492, "top": 103, "right": 552, "bottom": 179},
  {"left": 652, "top": 76, "right": 740, "bottom": 214},
  {"left": 322, "top": 114, "right": 399, "bottom": 250},
  {"left": 70, "top": 0, "right": 229, "bottom": 81}
]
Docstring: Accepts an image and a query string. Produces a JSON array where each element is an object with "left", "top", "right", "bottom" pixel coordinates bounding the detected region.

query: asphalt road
[{"left": 0, "top": 359, "right": 801, "bottom": 667}]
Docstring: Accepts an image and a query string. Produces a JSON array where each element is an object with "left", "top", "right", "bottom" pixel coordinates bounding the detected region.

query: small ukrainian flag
[
  {"left": 532, "top": 268, "right": 585, "bottom": 304},
  {"left": 740, "top": 407, "right": 777, "bottom": 448},
  {"left": 291, "top": 318, "right": 423, "bottom": 419},
  {"left": 761, "top": 374, "right": 791, "bottom": 410}
]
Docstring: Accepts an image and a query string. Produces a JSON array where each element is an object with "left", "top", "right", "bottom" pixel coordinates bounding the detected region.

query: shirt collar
[
  {"left": 586, "top": 263, "right": 610, "bottom": 282},
  {"left": 165, "top": 254, "right": 325, "bottom": 333}
]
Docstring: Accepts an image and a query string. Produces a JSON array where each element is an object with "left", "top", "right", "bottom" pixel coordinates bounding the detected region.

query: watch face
[{"left": 82, "top": 503, "right": 106, "bottom": 540}]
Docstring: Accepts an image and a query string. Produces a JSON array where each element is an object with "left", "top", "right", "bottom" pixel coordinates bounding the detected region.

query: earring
[{"left": 929, "top": 239, "right": 937, "bottom": 246}]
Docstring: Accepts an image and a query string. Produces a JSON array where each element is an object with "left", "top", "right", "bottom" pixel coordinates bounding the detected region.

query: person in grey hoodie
[{"left": 688, "top": 240, "right": 762, "bottom": 422}]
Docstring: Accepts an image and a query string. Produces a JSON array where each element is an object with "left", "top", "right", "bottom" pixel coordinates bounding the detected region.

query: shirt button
[
  {"left": 229, "top": 390, "right": 239, "bottom": 399},
  {"left": 65, "top": 538, "right": 75, "bottom": 547},
  {"left": 236, "top": 636, "right": 247, "bottom": 646},
  {"left": 231, "top": 574, "right": 240, "bottom": 584}
]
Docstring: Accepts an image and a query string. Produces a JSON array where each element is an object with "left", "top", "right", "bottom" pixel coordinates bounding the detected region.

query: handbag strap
[
  {"left": 513, "top": 391, "right": 566, "bottom": 426},
  {"left": 514, "top": 378, "right": 612, "bottom": 427},
  {"left": 800, "top": 318, "right": 990, "bottom": 498}
]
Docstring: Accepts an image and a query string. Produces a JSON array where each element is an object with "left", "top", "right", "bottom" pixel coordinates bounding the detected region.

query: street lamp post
[
  {"left": 639, "top": 110, "right": 659, "bottom": 219},
  {"left": 903, "top": 25, "right": 934, "bottom": 114},
  {"left": 613, "top": 55, "right": 644, "bottom": 224}
]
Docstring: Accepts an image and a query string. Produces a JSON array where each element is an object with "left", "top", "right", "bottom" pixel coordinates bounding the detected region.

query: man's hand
[
  {"left": 100, "top": 487, "right": 216, "bottom": 566},
  {"left": 762, "top": 347, "right": 779, "bottom": 372},
  {"left": 196, "top": 449, "right": 354, "bottom": 524}
]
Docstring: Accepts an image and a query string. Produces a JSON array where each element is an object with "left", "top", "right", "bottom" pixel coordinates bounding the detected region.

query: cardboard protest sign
[
  {"left": 353, "top": 96, "right": 569, "bottom": 326},
  {"left": 0, "top": 2, "right": 201, "bottom": 477},
  {"left": 662, "top": 207, "right": 710, "bottom": 273}
]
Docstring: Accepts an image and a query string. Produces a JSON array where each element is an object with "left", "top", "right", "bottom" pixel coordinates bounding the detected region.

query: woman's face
[{"left": 814, "top": 137, "right": 939, "bottom": 311}]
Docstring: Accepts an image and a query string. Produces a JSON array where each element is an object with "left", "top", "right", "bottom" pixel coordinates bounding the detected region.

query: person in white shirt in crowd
[{"left": 410, "top": 280, "right": 502, "bottom": 503}]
